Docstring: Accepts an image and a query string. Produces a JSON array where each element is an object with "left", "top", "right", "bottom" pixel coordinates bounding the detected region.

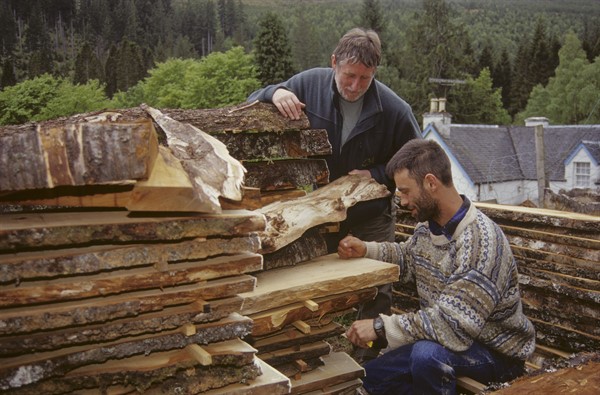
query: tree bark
[
  {"left": 0, "top": 117, "right": 158, "bottom": 192},
  {"left": 257, "top": 174, "right": 390, "bottom": 253},
  {"left": 0, "top": 313, "right": 253, "bottom": 391},
  {"left": 0, "top": 209, "right": 265, "bottom": 252}
]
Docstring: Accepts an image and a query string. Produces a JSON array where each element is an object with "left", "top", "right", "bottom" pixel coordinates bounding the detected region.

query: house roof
[{"left": 424, "top": 124, "right": 600, "bottom": 184}]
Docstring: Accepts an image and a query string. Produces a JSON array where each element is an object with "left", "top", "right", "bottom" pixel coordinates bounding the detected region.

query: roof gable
[{"left": 432, "top": 124, "right": 600, "bottom": 183}]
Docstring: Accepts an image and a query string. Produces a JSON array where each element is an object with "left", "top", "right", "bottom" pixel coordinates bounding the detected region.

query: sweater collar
[{"left": 429, "top": 195, "right": 471, "bottom": 240}]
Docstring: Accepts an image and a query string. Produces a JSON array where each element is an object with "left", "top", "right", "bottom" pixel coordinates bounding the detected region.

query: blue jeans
[{"left": 362, "top": 340, "right": 525, "bottom": 395}]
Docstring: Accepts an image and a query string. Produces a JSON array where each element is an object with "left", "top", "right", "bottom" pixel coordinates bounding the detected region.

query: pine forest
[{"left": 0, "top": 0, "right": 599, "bottom": 126}]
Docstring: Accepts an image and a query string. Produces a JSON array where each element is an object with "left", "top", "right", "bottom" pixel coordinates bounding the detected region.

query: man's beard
[{"left": 412, "top": 189, "right": 440, "bottom": 223}]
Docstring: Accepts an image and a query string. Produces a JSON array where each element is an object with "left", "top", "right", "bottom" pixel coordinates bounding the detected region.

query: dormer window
[{"left": 574, "top": 162, "right": 591, "bottom": 187}]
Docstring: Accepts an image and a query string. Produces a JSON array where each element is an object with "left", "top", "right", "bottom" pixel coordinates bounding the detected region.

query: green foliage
[
  {"left": 73, "top": 43, "right": 104, "bottom": 85},
  {"left": 253, "top": 12, "right": 295, "bottom": 85},
  {"left": 449, "top": 68, "right": 511, "bottom": 125},
  {"left": 37, "top": 80, "right": 110, "bottom": 121},
  {"left": 1, "top": 0, "right": 599, "bottom": 125},
  {"left": 113, "top": 47, "right": 260, "bottom": 109},
  {"left": 181, "top": 46, "right": 261, "bottom": 108},
  {"left": 361, "top": 0, "right": 385, "bottom": 34},
  {"left": 0, "top": 74, "right": 109, "bottom": 125},
  {"left": 0, "top": 74, "right": 60, "bottom": 125},
  {"left": 518, "top": 32, "right": 600, "bottom": 124}
]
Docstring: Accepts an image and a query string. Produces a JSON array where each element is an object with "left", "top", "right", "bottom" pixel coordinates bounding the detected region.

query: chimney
[
  {"left": 525, "top": 117, "right": 550, "bottom": 127},
  {"left": 423, "top": 97, "right": 452, "bottom": 133}
]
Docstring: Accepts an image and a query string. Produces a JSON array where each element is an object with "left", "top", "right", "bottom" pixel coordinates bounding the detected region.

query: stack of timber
[
  {"left": 0, "top": 101, "right": 402, "bottom": 394},
  {"left": 164, "top": 101, "right": 400, "bottom": 393},
  {"left": 394, "top": 200, "right": 600, "bottom": 393},
  {"left": 0, "top": 106, "right": 292, "bottom": 394}
]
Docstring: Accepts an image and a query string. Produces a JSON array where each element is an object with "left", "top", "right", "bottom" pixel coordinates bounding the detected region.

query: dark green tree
[
  {"left": 448, "top": 67, "right": 511, "bottom": 125},
  {"left": 104, "top": 40, "right": 146, "bottom": 97},
  {"left": 400, "top": 0, "right": 475, "bottom": 115},
  {"left": 73, "top": 42, "right": 104, "bottom": 85},
  {"left": 493, "top": 48, "right": 512, "bottom": 109},
  {"left": 291, "top": 10, "right": 322, "bottom": 71},
  {"left": 529, "top": 18, "right": 557, "bottom": 88},
  {"left": 508, "top": 39, "right": 531, "bottom": 117},
  {"left": 582, "top": 17, "right": 600, "bottom": 62},
  {"left": 478, "top": 44, "right": 495, "bottom": 76},
  {"left": 0, "top": 58, "right": 17, "bottom": 89},
  {"left": 0, "top": 1, "right": 17, "bottom": 57},
  {"left": 253, "top": 12, "right": 294, "bottom": 85},
  {"left": 519, "top": 32, "right": 600, "bottom": 124},
  {"left": 360, "top": 0, "right": 385, "bottom": 35}
]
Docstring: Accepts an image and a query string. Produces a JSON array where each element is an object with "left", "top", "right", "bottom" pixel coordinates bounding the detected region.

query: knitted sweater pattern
[{"left": 365, "top": 204, "right": 536, "bottom": 360}]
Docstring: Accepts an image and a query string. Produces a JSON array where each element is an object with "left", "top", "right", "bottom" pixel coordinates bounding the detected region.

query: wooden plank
[
  {"left": 220, "top": 188, "right": 308, "bottom": 211},
  {"left": 499, "top": 224, "right": 600, "bottom": 251},
  {"left": 0, "top": 313, "right": 253, "bottom": 390},
  {"left": 0, "top": 254, "right": 261, "bottom": 307},
  {"left": 0, "top": 209, "right": 266, "bottom": 251},
  {"left": 207, "top": 357, "right": 291, "bottom": 395},
  {"left": 514, "top": 248, "right": 599, "bottom": 281},
  {"left": 456, "top": 376, "right": 487, "bottom": 394},
  {"left": 186, "top": 344, "right": 213, "bottom": 366},
  {"left": 240, "top": 254, "right": 398, "bottom": 315},
  {"left": 0, "top": 294, "right": 244, "bottom": 353},
  {"left": 142, "top": 105, "right": 246, "bottom": 213},
  {"left": 507, "top": 233, "right": 599, "bottom": 262},
  {"left": 0, "top": 117, "right": 158, "bottom": 192},
  {"left": 12, "top": 346, "right": 261, "bottom": 395},
  {"left": 251, "top": 322, "right": 344, "bottom": 353},
  {"left": 244, "top": 159, "right": 329, "bottom": 191},
  {"left": 0, "top": 285, "right": 243, "bottom": 335},
  {"left": 302, "top": 378, "right": 364, "bottom": 395},
  {"left": 250, "top": 288, "right": 377, "bottom": 336},
  {"left": 164, "top": 101, "right": 310, "bottom": 133},
  {"left": 0, "top": 235, "right": 260, "bottom": 283},
  {"left": 263, "top": 227, "right": 328, "bottom": 270},
  {"left": 474, "top": 201, "right": 600, "bottom": 234},
  {"left": 258, "top": 341, "right": 331, "bottom": 367},
  {"left": 257, "top": 175, "right": 391, "bottom": 253},
  {"left": 489, "top": 354, "right": 600, "bottom": 395},
  {"left": 219, "top": 187, "right": 264, "bottom": 210},
  {"left": 0, "top": 184, "right": 134, "bottom": 210},
  {"left": 289, "top": 352, "right": 364, "bottom": 395},
  {"left": 205, "top": 129, "right": 332, "bottom": 161},
  {"left": 127, "top": 145, "right": 207, "bottom": 212}
]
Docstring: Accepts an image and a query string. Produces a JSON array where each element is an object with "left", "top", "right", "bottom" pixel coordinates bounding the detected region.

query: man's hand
[
  {"left": 349, "top": 169, "right": 372, "bottom": 178},
  {"left": 338, "top": 235, "right": 367, "bottom": 259},
  {"left": 346, "top": 319, "right": 378, "bottom": 349},
  {"left": 272, "top": 89, "right": 305, "bottom": 120}
]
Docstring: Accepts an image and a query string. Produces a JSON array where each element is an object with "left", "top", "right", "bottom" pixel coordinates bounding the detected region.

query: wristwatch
[{"left": 373, "top": 316, "right": 386, "bottom": 340}]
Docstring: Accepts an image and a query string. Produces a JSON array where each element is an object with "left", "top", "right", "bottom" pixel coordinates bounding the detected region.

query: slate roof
[{"left": 427, "top": 124, "right": 600, "bottom": 184}]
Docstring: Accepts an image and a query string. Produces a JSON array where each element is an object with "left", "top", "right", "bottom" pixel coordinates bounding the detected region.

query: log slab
[
  {"left": 0, "top": 118, "right": 158, "bottom": 192},
  {"left": 239, "top": 254, "right": 399, "bottom": 315},
  {"left": 0, "top": 209, "right": 266, "bottom": 251}
]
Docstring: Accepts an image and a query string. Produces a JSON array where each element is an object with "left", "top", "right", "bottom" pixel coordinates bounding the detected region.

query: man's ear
[
  {"left": 331, "top": 54, "right": 336, "bottom": 68},
  {"left": 423, "top": 173, "right": 438, "bottom": 192}
]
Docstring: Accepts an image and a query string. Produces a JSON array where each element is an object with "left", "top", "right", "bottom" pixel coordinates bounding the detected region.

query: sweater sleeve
[{"left": 379, "top": 221, "right": 515, "bottom": 353}]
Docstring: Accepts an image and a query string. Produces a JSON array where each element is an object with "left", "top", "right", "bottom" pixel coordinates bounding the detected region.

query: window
[{"left": 574, "top": 162, "right": 591, "bottom": 187}]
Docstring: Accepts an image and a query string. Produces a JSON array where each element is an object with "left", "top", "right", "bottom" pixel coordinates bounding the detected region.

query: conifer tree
[
  {"left": 253, "top": 12, "right": 294, "bottom": 85},
  {"left": 0, "top": 58, "right": 17, "bottom": 89},
  {"left": 493, "top": 48, "right": 512, "bottom": 110},
  {"left": 361, "top": 0, "right": 385, "bottom": 35},
  {"left": 73, "top": 42, "right": 104, "bottom": 85},
  {"left": 519, "top": 32, "right": 600, "bottom": 124}
]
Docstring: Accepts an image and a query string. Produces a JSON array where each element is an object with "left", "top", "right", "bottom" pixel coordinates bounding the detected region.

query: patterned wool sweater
[{"left": 365, "top": 203, "right": 536, "bottom": 360}]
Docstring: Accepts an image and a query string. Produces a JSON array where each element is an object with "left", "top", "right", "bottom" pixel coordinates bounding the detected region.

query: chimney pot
[{"left": 430, "top": 98, "right": 439, "bottom": 113}]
